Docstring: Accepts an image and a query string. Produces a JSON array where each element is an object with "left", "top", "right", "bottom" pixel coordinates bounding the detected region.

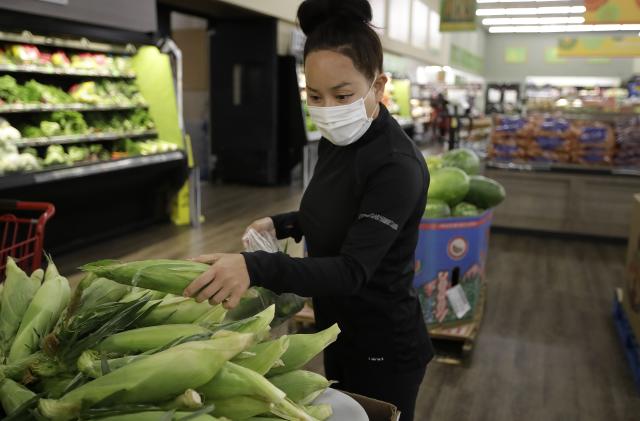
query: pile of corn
[{"left": 0, "top": 258, "right": 340, "bottom": 421}]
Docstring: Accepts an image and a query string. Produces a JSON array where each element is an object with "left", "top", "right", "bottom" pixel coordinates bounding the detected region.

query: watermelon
[
  {"left": 465, "top": 175, "right": 506, "bottom": 209},
  {"left": 442, "top": 148, "right": 481, "bottom": 175},
  {"left": 452, "top": 202, "right": 480, "bottom": 217},
  {"left": 425, "top": 154, "right": 443, "bottom": 171},
  {"left": 424, "top": 199, "right": 451, "bottom": 219},
  {"left": 427, "top": 167, "right": 470, "bottom": 207}
]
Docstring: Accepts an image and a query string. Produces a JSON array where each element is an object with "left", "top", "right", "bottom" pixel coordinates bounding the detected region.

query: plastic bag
[{"left": 242, "top": 228, "right": 279, "bottom": 253}]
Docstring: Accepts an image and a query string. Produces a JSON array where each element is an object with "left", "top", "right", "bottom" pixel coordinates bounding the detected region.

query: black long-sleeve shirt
[{"left": 242, "top": 105, "right": 433, "bottom": 371}]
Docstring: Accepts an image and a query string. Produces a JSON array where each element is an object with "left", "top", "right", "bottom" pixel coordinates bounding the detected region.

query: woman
[{"left": 184, "top": 0, "right": 433, "bottom": 418}]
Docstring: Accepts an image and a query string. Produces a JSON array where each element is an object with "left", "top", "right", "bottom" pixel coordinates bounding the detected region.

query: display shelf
[
  {"left": 525, "top": 109, "right": 638, "bottom": 121},
  {"left": 486, "top": 160, "right": 640, "bottom": 177},
  {"left": 0, "top": 103, "right": 146, "bottom": 114},
  {"left": 0, "top": 63, "right": 136, "bottom": 79},
  {"left": 0, "top": 31, "right": 136, "bottom": 55},
  {"left": 0, "top": 151, "right": 184, "bottom": 190},
  {"left": 14, "top": 129, "right": 157, "bottom": 148}
]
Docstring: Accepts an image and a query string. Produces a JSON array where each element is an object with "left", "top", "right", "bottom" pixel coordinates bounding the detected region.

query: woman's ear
[{"left": 374, "top": 73, "right": 388, "bottom": 102}]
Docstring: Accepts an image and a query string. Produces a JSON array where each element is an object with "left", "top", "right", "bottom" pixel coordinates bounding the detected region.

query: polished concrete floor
[{"left": 57, "top": 183, "right": 640, "bottom": 421}]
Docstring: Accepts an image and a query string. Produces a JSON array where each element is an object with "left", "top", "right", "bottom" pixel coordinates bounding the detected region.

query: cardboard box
[
  {"left": 413, "top": 211, "right": 492, "bottom": 327},
  {"left": 344, "top": 392, "right": 400, "bottom": 421},
  {"left": 623, "top": 194, "right": 640, "bottom": 340}
]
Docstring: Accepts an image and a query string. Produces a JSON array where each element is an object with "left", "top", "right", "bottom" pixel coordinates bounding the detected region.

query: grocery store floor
[{"left": 58, "top": 183, "right": 640, "bottom": 421}]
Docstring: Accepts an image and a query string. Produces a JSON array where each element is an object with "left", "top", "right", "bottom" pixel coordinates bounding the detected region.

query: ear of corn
[
  {"left": 303, "top": 404, "right": 333, "bottom": 421},
  {"left": 119, "top": 287, "right": 166, "bottom": 303},
  {"left": 268, "top": 370, "right": 332, "bottom": 405},
  {"left": 0, "top": 257, "right": 42, "bottom": 358},
  {"left": 38, "top": 332, "right": 255, "bottom": 420},
  {"left": 0, "top": 378, "right": 37, "bottom": 415},
  {"left": 81, "top": 259, "right": 210, "bottom": 295},
  {"left": 268, "top": 324, "right": 340, "bottom": 376},
  {"left": 77, "top": 350, "right": 148, "bottom": 379},
  {"left": 195, "top": 304, "right": 228, "bottom": 327},
  {"left": 34, "top": 375, "right": 79, "bottom": 399},
  {"left": 8, "top": 263, "right": 71, "bottom": 363},
  {"left": 137, "top": 295, "right": 213, "bottom": 327},
  {"left": 79, "top": 277, "right": 131, "bottom": 312},
  {"left": 96, "top": 324, "right": 212, "bottom": 354},
  {"left": 210, "top": 396, "right": 274, "bottom": 420},
  {"left": 31, "top": 268, "right": 44, "bottom": 283},
  {"left": 159, "top": 388, "right": 203, "bottom": 410},
  {"left": 198, "top": 361, "right": 286, "bottom": 403},
  {"left": 232, "top": 336, "right": 290, "bottom": 375}
]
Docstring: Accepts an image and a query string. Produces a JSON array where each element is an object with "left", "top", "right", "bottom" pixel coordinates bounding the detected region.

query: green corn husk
[
  {"left": 0, "top": 258, "right": 42, "bottom": 357},
  {"left": 8, "top": 263, "right": 71, "bottom": 363},
  {"left": 0, "top": 378, "right": 37, "bottom": 415},
  {"left": 268, "top": 370, "right": 333, "bottom": 405},
  {"left": 35, "top": 375, "right": 81, "bottom": 399},
  {"left": 81, "top": 259, "right": 210, "bottom": 295},
  {"left": 225, "top": 287, "right": 306, "bottom": 328},
  {"left": 77, "top": 350, "right": 147, "bottom": 378},
  {"left": 195, "top": 304, "right": 228, "bottom": 327},
  {"left": 119, "top": 287, "right": 166, "bottom": 303},
  {"left": 79, "top": 277, "right": 131, "bottom": 311},
  {"left": 214, "top": 305, "right": 275, "bottom": 340},
  {"left": 268, "top": 324, "right": 340, "bottom": 376},
  {"left": 160, "top": 389, "right": 203, "bottom": 410},
  {"left": 31, "top": 268, "right": 45, "bottom": 283},
  {"left": 303, "top": 404, "right": 332, "bottom": 421},
  {"left": 210, "top": 396, "right": 274, "bottom": 420},
  {"left": 198, "top": 361, "right": 286, "bottom": 402},
  {"left": 91, "top": 411, "right": 226, "bottom": 421},
  {"left": 137, "top": 295, "right": 214, "bottom": 327},
  {"left": 232, "top": 336, "right": 290, "bottom": 375},
  {"left": 38, "top": 333, "right": 255, "bottom": 420},
  {"left": 247, "top": 418, "right": 283, "bottom": 421},
  {"left": 96, "top": 324, "right": 212, "bottom": 354}
]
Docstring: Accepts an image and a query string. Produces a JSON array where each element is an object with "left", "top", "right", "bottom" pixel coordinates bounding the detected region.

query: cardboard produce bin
[
  {"left": 413, "top": 211, "right": 493, "bottom": 327},
  {"left": 344, "top": 392, "right": 400, "bottom": 421},
  {"left": 623, "top": 194, "right": 640, "bottom": 341}
]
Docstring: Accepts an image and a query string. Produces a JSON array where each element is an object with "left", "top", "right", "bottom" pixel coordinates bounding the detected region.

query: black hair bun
[{"left": 297, "top": 0, "right": 373, "bottom": 36}]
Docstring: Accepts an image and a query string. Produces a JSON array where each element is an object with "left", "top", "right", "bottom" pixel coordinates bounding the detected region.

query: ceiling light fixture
[
  {"left": 477, "top": 5, "right": 586, "bottom": 16},
  {"left": 483, "top": 16, "right": 585, "bottom": 25},
  {"left": 489, "top": 24, "right": 640, "bottom": 33}
]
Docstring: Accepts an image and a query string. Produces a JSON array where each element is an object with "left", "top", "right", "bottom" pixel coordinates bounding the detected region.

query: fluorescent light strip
[
  {"left": 483, "top": 16, "right": 585, "bottom": 25},
  {"left": 477, "top": 5, "right": 586, "bottom": 15},
  {"left": 477, "top": 0, "right": 568, "bottom": 2},
  {"left": 489, "top": 24, "right": 640, "bottom": 33}
]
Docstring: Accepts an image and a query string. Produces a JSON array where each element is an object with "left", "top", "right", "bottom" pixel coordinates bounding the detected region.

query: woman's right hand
[{"left": 243, "top": 217, "right": 276, "bottom": 247}]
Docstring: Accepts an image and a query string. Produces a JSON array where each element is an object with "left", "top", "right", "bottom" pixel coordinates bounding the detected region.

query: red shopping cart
[{"left": 0, "top": 200, "right": 55, "bottom": 281}]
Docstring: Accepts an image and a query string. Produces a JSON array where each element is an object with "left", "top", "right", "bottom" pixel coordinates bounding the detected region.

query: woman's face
[{"left": 305, "top": 50, "right": 387, "bottom": 118}]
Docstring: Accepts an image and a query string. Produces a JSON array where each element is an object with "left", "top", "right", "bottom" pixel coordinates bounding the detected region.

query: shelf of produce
[
  {"left": 0, "top": 151, "right": 184, "bottom": 190},
  {"left": 14, "top": 129, "right": 157, "bottom": 148},
  {"left": 0, "top": 103, "right": 146, "bottom": 114},
  {"left": 0, "top": 64, "right": 135, "bottom": 79},
  {"left": 525, "top": 109, "right": 639, "bottom": 121},
  {"left": 0, "top": 31, "right": 135, "bottom": 55}
]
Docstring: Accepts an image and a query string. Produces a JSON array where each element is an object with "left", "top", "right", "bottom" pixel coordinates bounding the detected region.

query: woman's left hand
[{"left": 183, "top": 253, "right": 250, "bottom": 309}]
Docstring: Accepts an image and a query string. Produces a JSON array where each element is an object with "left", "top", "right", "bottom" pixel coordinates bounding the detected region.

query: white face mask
[{"left": 307, "top": 79, "right": 379, "bottom": 147}]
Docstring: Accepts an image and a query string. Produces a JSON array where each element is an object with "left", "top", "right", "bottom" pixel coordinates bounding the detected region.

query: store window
[
  {"left": 429, "top": 10, "right": 442, "bottom": 51},
  {"left": 411, "top": 0, "right": 429, "bottom": 48},
  {"left": 388, "top": 0, "right": 410, "bottom": 42},
  {"left": 370, "top": 0, "right": 386, "bottom": 30}
]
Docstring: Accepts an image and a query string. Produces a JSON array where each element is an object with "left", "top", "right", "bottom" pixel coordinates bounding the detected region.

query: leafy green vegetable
[
  {"left": 50, "top": 111, "right": 88, "bottom": 135},
  {"left": 44, "top": 145, "right": 71, "bottom": 166},
  {"left": 67, "top": 145, "right": 90, "bottom": 162},
  {"left": 40, "top": 121, "right": 62, "bottom": 137},
  {"left": 0, "top": 75, "right": 21, "bottom": 103}
]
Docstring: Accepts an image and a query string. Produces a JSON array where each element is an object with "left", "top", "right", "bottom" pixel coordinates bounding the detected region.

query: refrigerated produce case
[{"left": 0, "top": 15, "right": 190, "bottom": 253}]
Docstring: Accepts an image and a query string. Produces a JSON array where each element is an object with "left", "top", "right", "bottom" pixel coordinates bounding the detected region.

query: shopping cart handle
[{"left": 0, "top": 199, "right": 18, "bottom": 211}]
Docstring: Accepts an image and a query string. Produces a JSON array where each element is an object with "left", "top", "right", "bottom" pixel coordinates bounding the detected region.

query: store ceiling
[{"left": 478, "top": 0, "right": 640, "bottom": 34}]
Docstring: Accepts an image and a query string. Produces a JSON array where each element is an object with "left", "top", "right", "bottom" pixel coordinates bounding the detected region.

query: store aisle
[{"left": 57, "top": 184, "right": 640, "bottom": 420}]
